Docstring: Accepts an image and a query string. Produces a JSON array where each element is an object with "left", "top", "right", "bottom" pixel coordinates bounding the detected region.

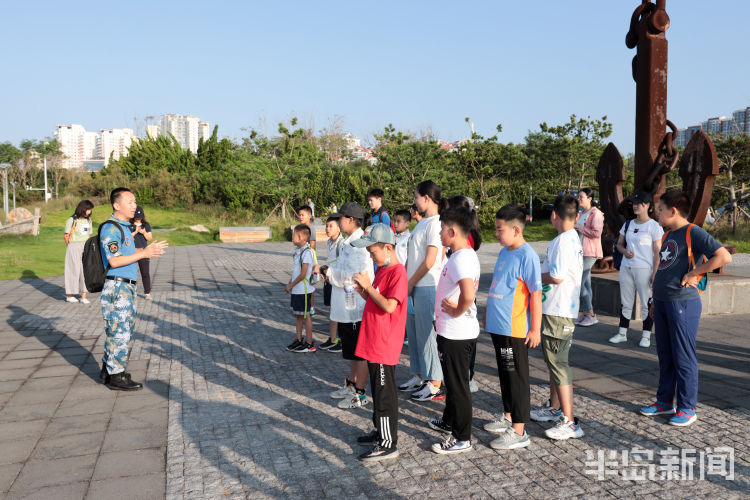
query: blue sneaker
[
  {"left": 669, "top": 408, "right": 697, "bottom": 427},
  {"left": 639, "top": 401, "right": 675, "bottom": 416}
]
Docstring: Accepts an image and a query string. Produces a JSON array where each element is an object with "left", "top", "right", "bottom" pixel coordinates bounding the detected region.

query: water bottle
[{"left": 344, "top": 276, "right": 356, "bottom": 310}]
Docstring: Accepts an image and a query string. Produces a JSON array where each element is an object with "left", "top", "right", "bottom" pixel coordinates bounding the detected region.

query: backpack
[
  {"left": 613, "top": 219, "right": 632, "bottom": 271},
  {"left": 82, "top": 220, "right": 125, "bottom": 293},
  {"left": 660, "top": 223, "right": 708, "bottom": 294},
  {"left": 372, "top": 206, "right": 396, "bottom": 233}
]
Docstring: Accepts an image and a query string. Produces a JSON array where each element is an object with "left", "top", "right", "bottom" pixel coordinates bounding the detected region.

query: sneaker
[
  {"left": 403, "top": 339, "right": 408, "bottom": 345},
  {"left": 575, "top": 312, "right": 585, "bottom": 325},
  {"left": 639, "top": 401, "right": 676, "bottom": 416},
  {"left": 490, "top": 428, "right": 530, "bottom": 450},
  {"left": 428, "top": 417, "right": 452, "bottom": 434},
  {"left": 357, "top": 430, "right": 379, "bottom": 446},
  {"left": 286, "top": 338, "right": 302, "bottom": 351},
  {"left": 483, "top": 416, "right": 512, "bottom": 434},
  {"left": 530, "top": 400, "right": 563, "bottom": 422},
  {"left": 639, "top": 335, "right": 651, "bottom": 348},
  {"left": 398, "top": 374, "right": 422, "bottom": 392},
  {"left": 578, "top": 314, "right": 599, "bottom": 327},
  {"left": 107, "top": 373, "right": 143, "bottom": 391},
  {"left": 432, "top": 435, "right": 472, "bottom": 455},
  {"left": 292, "top": 342, "right": 316, "bottom": 353},
  {"left": 545, "top": 415, "right": 584, "bottom": 440},
  {"left": 339, "top": 393, "right": 369, "bottom": 409},
  {"left": 412, "top": 383, "right": 445, "bottom": 401},
  {"left": 330, "top": 380, "right": 355, "bottom": 399},
  {"left": 609, "top": 333, "right": 628, "bottom": 344},
  {"left": 80, "top": 298, "right": 91, "bottom": 304},
  {"left": 669, "top": 408, "right": 697, "bottom": 427},
  {"left": 328, "top": 340, "right": 342, "bottom": 353},
  {"left": 410, "top": 381, "right": 436, "bottom": 399},
  {"left": 358, "top": 444, "right": 399, "bottom": 462},
  {"left": 469, "top": 378, "right": 479, "bottom": 393},
  {"left": 319, "top": 338, "right": 335, "bottom": 350},
  {"left": 66, "top": 296, "right": 79, "bottom": 303}
]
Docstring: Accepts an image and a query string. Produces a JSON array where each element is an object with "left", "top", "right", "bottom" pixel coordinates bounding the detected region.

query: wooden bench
[{"left": 219, "top": 226, "right": 271, "bottom": 243}]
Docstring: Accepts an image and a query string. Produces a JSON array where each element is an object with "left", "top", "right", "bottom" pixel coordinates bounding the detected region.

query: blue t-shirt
[
  {"left": 371, "top": 209, "right": 391, "bottom": 228},
  {"left": 653, "top": 224, "right": 721, "bottom": 302},
  {"left": 100, "top": 216, "right": 138, "bottom": 280},
  {"left": 485, "top": 243, "right": 542, "bottom": 338}
]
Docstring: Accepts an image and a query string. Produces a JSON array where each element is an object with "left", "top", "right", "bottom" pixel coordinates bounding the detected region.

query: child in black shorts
[{"left": 285, "top": 224, "right": 316, "bottom": 353}]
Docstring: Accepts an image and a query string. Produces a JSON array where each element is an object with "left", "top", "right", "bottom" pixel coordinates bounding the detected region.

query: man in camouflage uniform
[{"left": 99, "top": 187, "right": 168, "bottom": 390}]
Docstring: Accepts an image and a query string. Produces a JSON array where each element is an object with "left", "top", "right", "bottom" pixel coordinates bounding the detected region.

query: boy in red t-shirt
[{"left": 351, "top": 223, "right": 408, "bottom": 462}]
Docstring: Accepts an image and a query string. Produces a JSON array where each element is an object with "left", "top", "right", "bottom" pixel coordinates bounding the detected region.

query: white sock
[{"left": 618, "top": 327, "right": 628, "bottom": 336}]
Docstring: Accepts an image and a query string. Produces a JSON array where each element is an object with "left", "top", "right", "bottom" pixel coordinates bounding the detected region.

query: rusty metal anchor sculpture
[{"left": 596, "top": 0, "right": 719, "bottom": 271}]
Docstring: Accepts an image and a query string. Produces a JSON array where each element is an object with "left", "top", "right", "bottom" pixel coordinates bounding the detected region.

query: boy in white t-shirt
[
  {"left": 285, "top": 224, "right": 316, "bottom": 353},
  {"left": 531, "top": 194, "right": 584, "bottom": 440},
  {"left": 392, "top": 209, "right": 412, "bottom": 265},
  {"left": 426, "top": 207, "right": 481, "bottom": 454},
  {"left": 319, "top": 216, "right": 344, "bottom": 352}
]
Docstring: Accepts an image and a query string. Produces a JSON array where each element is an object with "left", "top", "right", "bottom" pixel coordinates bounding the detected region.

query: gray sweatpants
[
  {"left": 64, "top": 241, "right": 87, "bottom": 295},
  {"left": 619, "top": 266, "right": 651, "bottom": 326}
]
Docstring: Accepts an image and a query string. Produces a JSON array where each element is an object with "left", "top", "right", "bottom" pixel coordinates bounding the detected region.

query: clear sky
[{"left": 2, "top": 1, "right": 749, "bottom": 152}]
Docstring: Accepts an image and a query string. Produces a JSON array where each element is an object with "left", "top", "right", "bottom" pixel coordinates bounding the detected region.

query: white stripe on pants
[{"left": 619, "top": 266, "right": 652, "bottom": 322}]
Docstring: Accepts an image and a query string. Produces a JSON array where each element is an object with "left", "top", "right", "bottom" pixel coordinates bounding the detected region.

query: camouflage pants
[{"left": 100, "top": 280, "right": 137, "bottom": 375}]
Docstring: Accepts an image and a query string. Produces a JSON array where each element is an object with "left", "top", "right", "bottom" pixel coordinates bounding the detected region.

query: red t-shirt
[{"left": 354, "top": 263, "right": 408, "bottom": 365}]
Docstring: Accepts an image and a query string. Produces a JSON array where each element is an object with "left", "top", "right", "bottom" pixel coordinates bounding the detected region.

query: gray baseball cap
[{"left": 351, "top": 223, "right": 396, "bottom": 247}]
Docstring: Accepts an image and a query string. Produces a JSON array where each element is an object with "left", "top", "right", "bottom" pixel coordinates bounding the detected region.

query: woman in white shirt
[
  {"left": 609, "top": 191, "right": 663, "bottom": 347},
  {"left": 398, "top": 180, "right": 446, "bottom": 401}
]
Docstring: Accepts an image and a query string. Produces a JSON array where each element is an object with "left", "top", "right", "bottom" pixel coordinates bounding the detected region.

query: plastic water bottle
[{"left": 344, "top": 276, "right": 356, "bottom": 310}]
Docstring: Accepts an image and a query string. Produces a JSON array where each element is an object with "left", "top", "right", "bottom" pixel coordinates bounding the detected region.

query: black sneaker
[
  {"left": 292, "top": 342, "right": 316, "bottom": 353},
  {"left": 286, "top": 339, "right": 303, "bottom": 351},
  {"left": 357, "top": 430, "right": 379, "bottom": 446},
  {"left": 428, "top": 417, "right": 452, "bottom": 434},
  {"left": 328, "top": 340, "right": 342, "bottom": 353},
  {"left": 107, "top": 373, "right": 143, "bottom": 391},
  {"left": 319, "top": 338, "right": 335, "bottom": 350},
  {"left": 358, "top": 445, "right": 399, "bottom": 462}
]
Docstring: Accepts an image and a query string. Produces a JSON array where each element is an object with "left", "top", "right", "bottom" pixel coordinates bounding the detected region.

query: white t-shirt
[
  {"left": 619, "top": 219, "right": 664, "bottom": 270},
  {"left": 326, "top": 228, "right": 375, "bottom": 323},
  {"left": 435, "top": 248, "right": 480, "bottom": 340},
  {"left": 291, "top": 244, "right": 315, "bottom": 295},
  {"left": 541, "top": 229, "right": 583, "bottom": 319},
  {"left": 406, "top": 215, "right": 443, "bottom": 288},
  {"left": 395, "top": 229, "right": 410, "bottom": 266}
]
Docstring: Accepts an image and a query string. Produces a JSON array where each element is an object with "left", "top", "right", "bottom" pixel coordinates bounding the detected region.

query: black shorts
[
  {"left": 338, "top": 322, "right": 363, "bottom": 361},
  {"left": 323, "top": 282, "right": 332, "bottom": 307},
  {"left": 291, "top": 293, "right": 315, "bottom": 316}
]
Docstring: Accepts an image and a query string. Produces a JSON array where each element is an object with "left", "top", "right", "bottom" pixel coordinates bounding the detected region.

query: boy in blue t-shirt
[
  {"left": 482, "top": 204, "right": 542, "bottom": 450},
  {"left": 639, "top": 191, "right": 731, "bottom": 426}
]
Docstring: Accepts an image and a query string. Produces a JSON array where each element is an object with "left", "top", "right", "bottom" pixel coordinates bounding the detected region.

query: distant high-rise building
[
  {"left": 146, "top": 124, "right": 159, "bottom": 139},
  {"left": 676, "top": 106, "right": 750, "bottom": 146},
  {"left": 159, "top": 114, "right": 207, "bottom": 153},
  {"left": 98, "top": 128, "right": 134, "bottom": 165},
  {"left": 199, "top": 121, "right": 210, "bottom": 144},
  {"left": 55, "top": 125, "right": 88, "bottom": 169}
]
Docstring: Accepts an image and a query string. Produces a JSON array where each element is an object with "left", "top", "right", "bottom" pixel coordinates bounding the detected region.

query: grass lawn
[
  {"left": 1, "top": 205, "right": 221, "bottom": 280},
  {"left": 480, "top": 219, "right": 557, "bottom": 244}
]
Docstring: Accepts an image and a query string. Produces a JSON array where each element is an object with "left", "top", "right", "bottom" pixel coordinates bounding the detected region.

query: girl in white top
[
  {"left": 610, "top": 191, "right": 664, "bottom": 347},
  {"left": 399, "top": 180, "right": 446, "bottom": 400}
]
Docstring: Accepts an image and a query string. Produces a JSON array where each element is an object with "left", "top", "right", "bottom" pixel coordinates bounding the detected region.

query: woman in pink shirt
[{"left": 575, "top": 188, "right": 604, "bottom": 326}]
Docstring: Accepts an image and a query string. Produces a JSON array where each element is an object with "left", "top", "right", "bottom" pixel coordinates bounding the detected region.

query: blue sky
[{"left": 2, "top": 1, "right": 749, "bottom": 152}]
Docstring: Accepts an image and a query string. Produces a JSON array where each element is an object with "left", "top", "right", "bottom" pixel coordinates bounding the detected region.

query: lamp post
[
  {"left": 0, "top": 163, "right": 10, "bottom": 223},
  {"left": 9, "top": 181, "right": 16, "bottom": 211}
]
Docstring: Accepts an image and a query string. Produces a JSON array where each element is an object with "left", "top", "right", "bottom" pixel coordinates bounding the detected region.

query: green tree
[{"left": 712, "top": 133, "right": 750, "bottom": 234}]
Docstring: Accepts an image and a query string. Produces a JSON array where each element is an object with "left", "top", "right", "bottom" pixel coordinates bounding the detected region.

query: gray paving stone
[
  {"left": 6, "top": 481, "right": 89, "bottom": 500},
  {"left": 86, "top": 472, "right": 165, "bottom": 500},
  {"left": 92, "top": 449, "right": 165, "bottom": 480},
  {"left": 31, "top": 432, "right": 105, "bottom": 460},
  {"left": 0, "top": 438, "right": 38, "bottom": 466},
  {"left": 0, "top": 463, "right": 22, "bottom": 494},
  {"left": 10, "top": 454, "right": 97, "bottom": 492}
]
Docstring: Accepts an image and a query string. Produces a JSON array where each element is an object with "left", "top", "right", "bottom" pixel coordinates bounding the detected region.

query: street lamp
[
  {"left": 9, "top": 181, "right": 16, "bottom": 211},
  {"left": 0, "top": 163, "right": 10, "bottom": 223}
]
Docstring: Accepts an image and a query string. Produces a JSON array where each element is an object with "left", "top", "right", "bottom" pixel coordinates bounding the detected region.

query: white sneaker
[
  {"left": 575, "top": 312, "right": 585, "bottom": 325},
  {"left": 544, "top": 415, "right": 584, "bottom": 440},
  {"left": 80, "top": 298, "right": 90, "bottom": 304},
  {"left": 330, "top": 383, "right": 354, "bottom": 399},
  {"left": 578, "top": 314, "right": 599, "bottom": 327},
  {"left": 483, "top": 416, "right": 512, "bottom": 434},
  {"left": 639, "top": 335, "right": 651, "bottom": 348},
  {"left": 338, "top": 393, "right": 368, "bottom": 409},
  {"left": 468, "top": 378, "right": 479, "bottom": 393},
  {"left": 608, "top": 333, "right": 627, "bottom": 344},
  {"left": 66, "top": 296, "right": 79, "bottom": 303},
  {"left": 410, "top": 381, "right": 437, "bottom": 399},
  {"left": 398, "top": 374, "right": 422, "bottom": 392}
]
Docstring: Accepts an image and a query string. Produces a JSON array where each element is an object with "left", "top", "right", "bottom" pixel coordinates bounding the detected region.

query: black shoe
[
  {"left": 99, "top": 363, "right": 131, "bottom": 384},
  {"left": 428, "top": 417, "right": 452, "bottom": 434},
  {"left": 357, "top": 430, "right": 379, "bottom": 446},
  {"left": 286, "top": 339, "right": 303, "bottom": 351},
  {"left": 292, "top": 342, "right": 316, "bottom": 353},
  {"left": 319, "top": 338, "right": 334, "bottom": 350},
  {"left": 107, "top": 373, "right": 143, "bottom": 391},
  {"left": 358, "top": 445, "right": 399, "bottom": 462},
  {"left": 328, "top": 340, "right": 342, "bottom": 353}
]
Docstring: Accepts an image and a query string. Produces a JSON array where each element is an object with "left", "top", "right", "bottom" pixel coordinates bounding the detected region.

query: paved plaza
[{"left": 0, "top": 241, "right": 748, "bottom": 499}]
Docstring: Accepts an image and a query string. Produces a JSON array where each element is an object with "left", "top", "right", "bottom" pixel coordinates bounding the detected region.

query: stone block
[
  {"left": 219, "top": 226, "right": 271, "bottom": 243},
  {"left": 708, "top": 281, "right": 734, "bottom": 315}
]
